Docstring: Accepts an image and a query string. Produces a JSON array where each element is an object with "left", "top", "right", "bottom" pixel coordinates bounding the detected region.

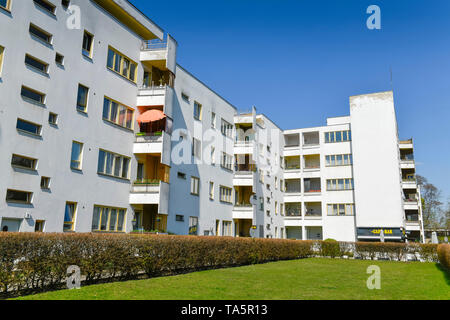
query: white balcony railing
[{"left": 142, "top": 39, "right": 168, "bottom": 51}]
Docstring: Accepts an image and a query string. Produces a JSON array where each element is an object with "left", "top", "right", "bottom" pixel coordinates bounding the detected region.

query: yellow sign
[{"left": 370, "top": 229, "right": 393, "bottom": 235}]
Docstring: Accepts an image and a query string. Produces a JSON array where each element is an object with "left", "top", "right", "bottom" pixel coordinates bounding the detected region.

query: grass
[{"left": 14, "top": 258, "right": 450, "bottom": 300}]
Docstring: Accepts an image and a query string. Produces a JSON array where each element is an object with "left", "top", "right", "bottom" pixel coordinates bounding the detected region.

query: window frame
[
  {"left": 29, "top": 24, "right": 53, "bottom": 45},
  {"left": 63, "top": 201, "right": 77, "bottom": 232},
  {"left": 33, "top": 0, "right": 56, "bottom": 15},
  {"left": 82, "top": 30, "right": 94, "bottom": 58},
  {"left": 11, "top": 154, "right": 38, "bottom": 171},
  {"left": 97, "top": 149, "right": 131, "bottom": 180},
  {"left": 102, "top": 96, "right": 134, "bottom": 130},
  {"left": 106, "top": 46, "right": 138, "bottom": 83},
  {"left": 0, "top": 0, "right": 11, "bottom": 11},
  {"left": 25, "top": 54, "right": 49, "bottom": 74},
  {"left": 21, "top": 85, "right": 46, "bottom": 105},
  {"left": 193, "top": 101, "right": 202, "bottom": 121},
  {"left": 91, "top": 205, "right": 126, "bottom": 233},
  {"left": 190, "top": 176, "right": 200, "bottom": 196},
  {"left": 70, "top": 141, "right": 84, "bottom": 171},
  {"left": 219, "top": 186, "right": 233, "bottom": 203},
  {"left": 0, "top": 45, "right": 4, "bottom": 75},
  {"left": 6, "top": 189, "right": 33, "bottom": 204},
  {"left": 16, "top": 118, "right": 42, "bottom": 136},
  {"left": 76, "top": 84, "right": 89, "bottom": 113}
]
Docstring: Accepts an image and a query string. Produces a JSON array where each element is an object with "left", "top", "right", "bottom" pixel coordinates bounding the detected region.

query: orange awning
[{"left": 137, "top": 109, "right": 167, "bottom": 125}]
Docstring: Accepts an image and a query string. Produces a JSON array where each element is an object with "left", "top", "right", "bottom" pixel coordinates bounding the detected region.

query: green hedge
[
  {"left": 0, "top": 233, "right": 440, "bottom": 297},
  {"left": 437, "top": 244, "right": 450, "bottom": 270},
  {"left": 0, "top": 233, "right": 313, "bottom": 297}
]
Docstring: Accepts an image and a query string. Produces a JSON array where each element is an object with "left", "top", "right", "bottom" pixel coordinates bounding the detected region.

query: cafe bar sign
[{"left": 357, "top": 227, "right": 404, "bottom": 239}]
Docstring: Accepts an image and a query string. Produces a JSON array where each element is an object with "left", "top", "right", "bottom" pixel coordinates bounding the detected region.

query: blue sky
[{"left": 134, "top": 0, "right": 450, "bottom": 201}]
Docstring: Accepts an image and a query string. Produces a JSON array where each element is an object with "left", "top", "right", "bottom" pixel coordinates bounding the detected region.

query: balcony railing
[
  {"left": 285, "top": 210, "right": 302, "bottom": 217},
  {"left": 235, "top": 164, "right": 257, "bottom": 172},
  {"left": 135, "top": 132, "right": 164, "bottom": 143},
  {"left": 285, "top": 164, "right": 301, "bottom": 170},
  {"left": 142, "top": 39, "right": 168, "bottom": 51},
  {"left": 131, "top": 179, "right": 161, "bottom": 193},
  {"left": 304, "top": 189, "right": 321, "bottom": 193},
  {"left": 304, "top": 165, "right": 320, "bottom": 170}
]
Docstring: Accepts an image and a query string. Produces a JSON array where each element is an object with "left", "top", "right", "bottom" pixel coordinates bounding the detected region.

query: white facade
[{"left": 0, "top": 1, "right": 423, "bottom": 242}]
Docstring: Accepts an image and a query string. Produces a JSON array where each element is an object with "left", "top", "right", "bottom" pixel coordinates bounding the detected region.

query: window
[
  {"left": 222, "top": 221, "right": 232, "bottom": 236},
  {"left": 25, "top": 54, "right": 49, "bottom": 74},
  {"left": 40, "top": 177, "right": 50, "bottom": 189},
  {"left": 176, "top": 215, "right": 184, "bottom": 222},
  {"left": 6, "top": 189, "right": 33, "bottom": 204},
  {"left": 325, "top": 130, "right": 352, "bottom": 143},
  {"left": 21, "top": 86, "right": 45, "bottom": 104},
  {"left": 211, "top": 112, "right": 216, "bottom": 128},
  {"left": 107, "top": 47, "right": 137, "bottom": 82},
  {"left": 29, "top": 24, "right": 53, "bottom": 45},
  {"left": 220, "top": 186, "right": 232, "bottom": 203},
  {"left": 35, "top": 220, "right": 45, "bottom": 232},
  {"left": 209, "top": 182, "right": 214, "bottom": 200},
  {"left": 102, "top": 97, "right": 134, "bottom": 129},
  {"left": 259, "top": 197, "right": 264, "bottom": 211},
  {"left": 76, "top": 84, "right": 89, "bottom": 112},
  {"left": 177, "top": 172, "right": 186, "bottom": 179},
  {"left": 325, "top": 154, "right": 353, "bottom": 167},
  {"left": 62, "top": 0, "right": 70, "bottom": 10},
  {"left": 327, "top": 204, "right": 355, "bottom": 216},
  {"left": 11, "top": 154, "right": 37, "bottom": 170},
  {"left": 0, "top": 0, "right": 11, "bottom": 11},
  {"left": 326, "top": 178, "right": 354, "bottom": 191},
  {"left": 181, "top": 93, "right": 190, "bottom": 103},
  {"left": 191, "top": 177, "right": 199, "bottom": 195},
  {"left": 275, "top": 201, "right": 278, "bottom": 215},
  {"left": 191, "top": 138, "right": 202, "bottom": 159},
  {"left": 49, "top": 112, "right": 58, "bottom": 125},
  {"left": 92, "top": 206, "right": 126, "bottom": 232},
  {"left": 34, "top": 0, "right": 56, "bottom": 15},
  {"left": 194, "top": 101, "right": 202, "bottom": 121},
  {"left": 70, "top": 141, "right": 83, "bottom": 170},
  {"left": 210, "top": 146, "right": 216, "bottom": 165},
  {"left": 64, "top": 202, "right": 77, "bottom": 231},
  {"left": 221, "top": 152, "right": 233, "bottom": 170},
  {"left": 0, "top": 46, "right": 5, "bottom": 75},
  {"left": 16, "top": 118, "right": 42, "bottom": 136},
  {"left": 189, "top": 217, "right": 198, "bottom": 235},
  {"left": 97, "top": 149, "right": 130, "bottom": 179},
  {"left": 55, "top": 53, "right": 64, "bottom": 65},
  {"left": 221, "top": 119, "right": 233, "bottom": 138},
  {"left": 82, "top": 31, "right": 93, "bottom": 58}
]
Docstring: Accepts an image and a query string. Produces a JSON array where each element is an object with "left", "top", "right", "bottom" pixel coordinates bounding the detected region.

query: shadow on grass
[{"left": 435, "top": 264, "right": 450, "bottom": 286}]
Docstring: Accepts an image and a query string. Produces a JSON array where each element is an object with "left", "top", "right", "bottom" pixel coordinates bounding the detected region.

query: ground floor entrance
[
  {"left": 132, "top": 204, "right": 167, "bottom": 233},
  {"left": 234, "top": 219, "right": 252, "bottom": 237}
]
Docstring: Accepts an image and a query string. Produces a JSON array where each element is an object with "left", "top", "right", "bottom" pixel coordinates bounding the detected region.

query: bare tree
[{"left": 416, "top": 175, "right": 443, "bottom": 228}]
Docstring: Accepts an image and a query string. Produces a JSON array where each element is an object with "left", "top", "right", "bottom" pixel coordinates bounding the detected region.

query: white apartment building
[{"left": 0, "top": 0, "right": 424, "bottom": 242}]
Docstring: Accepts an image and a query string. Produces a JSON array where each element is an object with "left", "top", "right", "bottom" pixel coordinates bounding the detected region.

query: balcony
[
  {"left": 285, "top": 204, "right": 302, "bottom": 218},
  {"left": 129, "top": 180, "right": 169, "bottom": 214},
  {"left": 304, "top": 154, "right": 321, "bottom": 172},
  {"left": 233, "top": 166, "right": 256, "bottom": 186},
  {"left": 305, "top": 202, "right": 322, "bottom": 220},
  {"left": 133, "top": 131, "right": 171, "bottom": 157},
  {"left": 232, "top": 204, "right": 254, "bottom": 220},
  {"left": 303, "top": 132, "right": 320, "bottom": 148},
  {"left": 399, "top": 139, "right": 413, "bottom": 149},
  {"left": 304, "top": 178, "right": 321, "bottom": 195},
  {"left": 140, "top": 36, "right": 177, "bottom": 74}
]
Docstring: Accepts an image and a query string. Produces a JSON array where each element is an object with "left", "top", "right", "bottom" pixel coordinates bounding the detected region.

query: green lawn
[{"left": 15, "top": 258, "right": 450, "bottom": 300}]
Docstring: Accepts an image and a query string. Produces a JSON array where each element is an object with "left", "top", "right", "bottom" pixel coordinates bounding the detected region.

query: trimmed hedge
[
  {"left": 0, "top": 233, "right": 313, "bottom": 297},
  {"left": 437, "top": 244, "right": 450, "bottom": 270},
  {"left": 0, "top": 233, "right": 440, "bottom": 297}
]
